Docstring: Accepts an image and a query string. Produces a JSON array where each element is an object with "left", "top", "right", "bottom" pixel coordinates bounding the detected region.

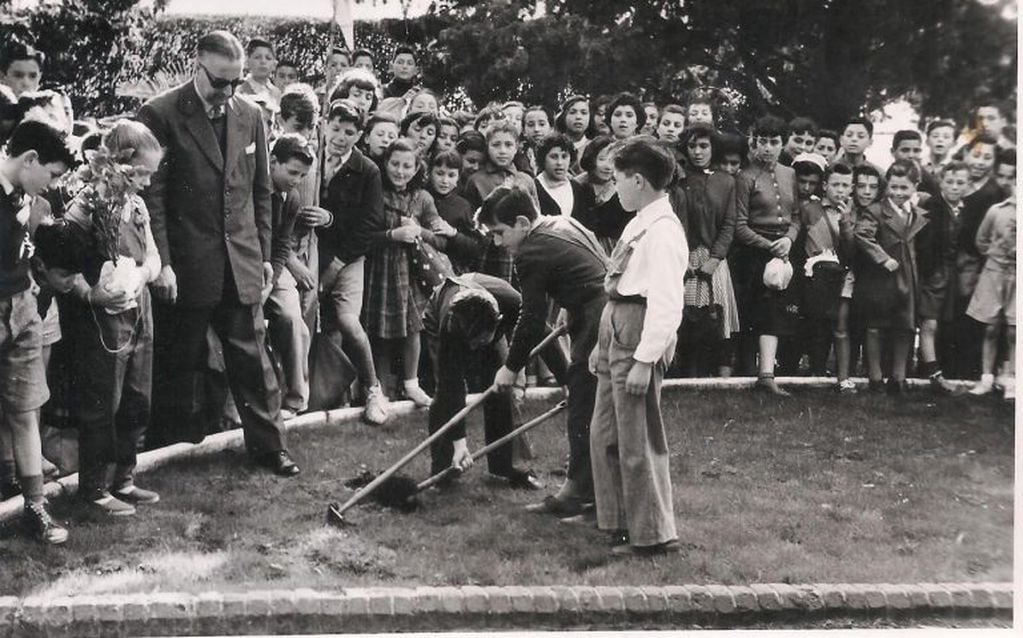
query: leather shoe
[
  {"left": 507, "top": 469, "right": 544, "bottom": 491},
  {"left": 258, "top": 451, "right": 301, "bottom": 477},
  {"left": 525, "top": 495, "right": 587, "bottom": 516},
  {"left": 611, "top": 539, "right": 682, "bottom": 557}
]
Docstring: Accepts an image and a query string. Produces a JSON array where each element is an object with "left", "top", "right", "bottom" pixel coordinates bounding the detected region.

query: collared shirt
[
  {"left": 323, "top": 148, "right": 353, "bottom": 186},
  {"left": 193, "top": 79, "right": 231, "bottom": 119},
  {"left": 614, "top": 194, "right": 688, "bottom": 364},
  {"left": 976, "top": 197, "right": 1016, "bottom": 270}
]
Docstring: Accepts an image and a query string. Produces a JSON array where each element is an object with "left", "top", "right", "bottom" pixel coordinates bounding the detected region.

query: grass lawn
[{"left": 0, "top": 388, "right": 1013, "bottom": 598}]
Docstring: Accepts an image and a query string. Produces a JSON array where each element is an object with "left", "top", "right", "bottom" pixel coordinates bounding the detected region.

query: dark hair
[
  {"left": 329, "top": 68, "right": 379, "bottom": 111},
  {"left": 536, "top": 132, "right": 577, "bottom": 166},
  {"left": 975, "top": 99, "right": 1013, "bottom": 122},
  {"left": 613, "top": 137, "right": 676, "bottom": 190},
  {"left": 853, "top": 164, "right": 884, "bottom": 205},
  {"left": 523, "top": 105, "right": 550, "bottom": 127},
  {"left": 579, "top": 135, "right": 615, "bottom": 173},
  {"left": 245, "top": 37, "right": 275, "bottom": 57},
  {"left": 823, "top": 162, "right": 853, "bottom": 181},
  {"left": 965, "top": 131, "right": 999, "bottom": 152},
  {"left": 447, "top": 289, "right": 500, "bottom": 341},
  {"left": 0, "top": 40, "right": 45, "bottom": 74},
  {"left": 271, "top": 133, "right": 315, "bottom": 166},
  {"left": 996, "top": 146, "right": 1016, "bottom": 169},
  {"left": 436, "top": 115, "right": 458, "bottom": 131},
  {"left": 326, "top": 99, "right": 363, "bottom": 128},
  {"left": 275, "top": 59, "right": 299, "bottom": 72},
  {"left": 940, "top": 160, "right": 970, "bottom": 176},
  {"left": 815, "top": 128, "right": 839, "bottom": 146},
  {"left": 554, "top": 95, "right": 596, "bottom": 138},
  {"left": 6, "top": 120, "right": 73, "bottom": 166},
  {"left": 604, "top": 92, "right": 646, "bottom": 132},
  {"left": 853, "top": 163, "right": 883, "bottom": 185},
  {"left": 430, "top": 149, "right": 463, "bottom": 171},
  {"left": 751, "top": 115, "right": 788, "bottom": 139},
  {"left": 925, "top": 119, "right": 956, "bottom": 136},
  {"left": 891, "top": 129, "right": 922, "bottom": 150},
  {"left": 679, "top": 123, "right": 715, "bottom": 157},
  {"left": 456, "top": 130, "right": 486, "bottom": 155},
  {"left": 788, "top": 116, "right": 818, "bottom": 137},
  {"left": 328, "top": 47, "right": 351, "bottom": 63},
  {"left": 712, "top": 131, "right": 748, "bottom": 166},
  {"left": 197, "top": 31, "right": 245, "bottom": 60},
  {"left": 658, "top": 104, "right": 686, "bottom": 124},
  {"left": 400, "top": 110, "right": 439, "bottom": 136},
  {"left": 842, "top": 116, "right": 874, "bottom": 137},
  {"left": 392, "top": 45, "right": 416, "bottom": 61},
  {"left": 451, "top": 110, "right": 476, "bottom": 129},
  {"left": 379, "top": 138, "right": 422, "bottom": 191},
  {"left": 885, "top": 158, "right": 920, "bottom": 185},
  {"left": 278, "top": 84, "right": 319, "bottom": 128},
  {"left": 352, "top": 48, "right": 374, "bottom": 65},
  {"left": 478, "top": 186, "right": 538, "bottom": 226}
]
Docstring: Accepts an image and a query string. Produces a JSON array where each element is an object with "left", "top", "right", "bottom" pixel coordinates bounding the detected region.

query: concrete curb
[
  {"left": 0, "top": 375, "right": 977, "bottom": 525},
  {"left": 0, "top": 582, "right": 1012, "bottom": 635}
]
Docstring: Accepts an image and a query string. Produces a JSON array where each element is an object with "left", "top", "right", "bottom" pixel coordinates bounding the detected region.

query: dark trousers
[
  {"left": 563, "top": 297, "right": 603, "bottom": 501},
  {"left": 154, "top": 294, "right": 286, "bottom": 456},
  {"left": 427, "top": 334, "right": 514, "bottom": 477},
  {"left": 74, "top": 292, "right": 153, "bottom": 497},
  {"left": 938, "top": 313, "right": 985, "bottom": 380}
]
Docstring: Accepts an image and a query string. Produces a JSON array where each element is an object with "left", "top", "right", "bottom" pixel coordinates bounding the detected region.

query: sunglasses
[{"left": 199, "top": 64, "right": 243, "bottom": 91}]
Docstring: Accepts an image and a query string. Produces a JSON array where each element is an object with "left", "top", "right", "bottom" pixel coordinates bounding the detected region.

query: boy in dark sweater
[
  {"left": 317, "top": 100, "right": 389, "bottom": 424},
  {"left": 480, "top": 186, "right": 608, "bottom": 518},
  {"left": 0, "top": 120, "right": 73, "bottom": 544},
  {"left": 422, "top": 273, "right": 542, "bottom": 488}
]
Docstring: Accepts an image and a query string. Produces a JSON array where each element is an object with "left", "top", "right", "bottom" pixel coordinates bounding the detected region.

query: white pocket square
[{"left": 245, "top": 143, "right": 256, "bottom": 155}]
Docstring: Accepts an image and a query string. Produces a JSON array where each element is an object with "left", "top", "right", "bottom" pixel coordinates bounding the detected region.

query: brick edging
[
  {"left": 0, "top": 375, "right": 978, "bottom": 525},
  {"left": 1, "top": 582, "right": 1012, "bottom": 635}
]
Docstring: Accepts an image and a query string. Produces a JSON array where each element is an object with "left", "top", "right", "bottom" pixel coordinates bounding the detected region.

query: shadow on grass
[{"left": 0, "top": 389, "right": 1013, "bottom": 597}]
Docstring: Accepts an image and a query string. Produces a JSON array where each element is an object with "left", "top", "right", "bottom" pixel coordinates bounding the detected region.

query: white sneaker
[
  {"left": 969, "top": 374, "right": 995, "bottom": 396},
  {"left": 363, "top": 384, "right": 390, "bottom": 425},
  {"left": 403, "top": 382, "right": 433, "bottom": 408}
]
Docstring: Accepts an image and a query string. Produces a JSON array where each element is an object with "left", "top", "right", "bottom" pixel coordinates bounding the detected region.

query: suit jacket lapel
[
  {"left": 179, "top": 83, "right": 224, "bottom": 172},
  {"left": 224, "top": 98, "right": 245, "bottom": 178},
  {"left": 881, "top": 200, "right": 907, "bottom": 235},
  {"left": 906, "top": 206, "right": 929, "bottom": 241}
]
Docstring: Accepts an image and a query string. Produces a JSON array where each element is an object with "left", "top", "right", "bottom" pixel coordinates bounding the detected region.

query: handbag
[
  {"left": 803, "top": 260, "right": 846, "bottom": 320},
  {"left": 408, "top": 237, "right": 453, "bottom": 293},
  {"left": 307, "top": 330, "right": 357, "bottom": 411}
]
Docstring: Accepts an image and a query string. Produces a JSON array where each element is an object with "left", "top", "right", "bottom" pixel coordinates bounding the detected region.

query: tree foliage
[{"left": 431, "top": 0, "right": 1017, "bottom": 128}]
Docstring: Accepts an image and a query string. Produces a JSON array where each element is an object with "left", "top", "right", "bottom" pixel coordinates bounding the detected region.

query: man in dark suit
[{"left": 137, "top": 30, "right": 299, "bottom": 476}]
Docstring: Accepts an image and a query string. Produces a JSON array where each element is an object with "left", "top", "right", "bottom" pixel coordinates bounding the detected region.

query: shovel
[
  {"left": 327, "top": 324, "right": 568, "bottom": 527},
  {"left": 415, "top": 399, "right": 568, "bottom": 492}
]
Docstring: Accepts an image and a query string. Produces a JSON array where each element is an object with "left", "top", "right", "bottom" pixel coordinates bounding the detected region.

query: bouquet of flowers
[
  {"left": 35, "top": 145, "right": 143, "bottom": 313},
  {"left": 79, "top": 146, "right": 144, "bottom": 312}
]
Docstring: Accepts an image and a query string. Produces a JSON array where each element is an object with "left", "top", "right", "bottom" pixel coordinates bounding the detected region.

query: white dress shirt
[{"left": 614, "top": 194, "right": 688, "bottom": 364}]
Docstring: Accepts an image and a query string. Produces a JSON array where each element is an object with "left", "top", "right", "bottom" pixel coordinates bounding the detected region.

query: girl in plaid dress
[{"left": 362, "top": 138, "right": 454, "bottom": 406}]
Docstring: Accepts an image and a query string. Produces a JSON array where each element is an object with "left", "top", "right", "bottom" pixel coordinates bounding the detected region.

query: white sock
[{"left": 403, "top": 378, "right": 421, "bottom": 390}]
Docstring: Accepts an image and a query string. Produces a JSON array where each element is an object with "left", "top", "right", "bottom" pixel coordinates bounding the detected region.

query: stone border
[
  {"left": 0, "top": 375, "right": 975, "bottom": 523},
  {"left": 0, "top": 582, "right": 1012, "bottom": 636}
]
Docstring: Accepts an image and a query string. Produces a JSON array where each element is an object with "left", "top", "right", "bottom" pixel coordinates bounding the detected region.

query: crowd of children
[{"left": 0, "top": 32, "right": 1016, "bottom": 552}]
